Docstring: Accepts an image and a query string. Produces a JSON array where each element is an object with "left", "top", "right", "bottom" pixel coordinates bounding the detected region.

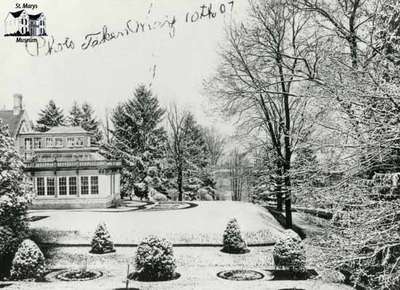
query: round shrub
[
  {"left": 90, "top": 223, "right": 115, "bottom": 254},
  {"left": 222, "top": 218, "right": 248, "bottom": 253},
  {"left": 10, "top": 239, "right": 45, "bottom": 281},
  {"left": 134, "top": 235, "right": 176, "bottom": 281},
  {"left": 152, "top": 192, "right": 168, "bottom": 202},
  {"left": 273, "top": 235, "right": 306, "bottom": 274}
]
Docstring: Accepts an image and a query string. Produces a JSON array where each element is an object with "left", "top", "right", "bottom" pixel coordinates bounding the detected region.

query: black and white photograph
[{"left": 0, "top": 0, "right": 399, "bottom": 289}]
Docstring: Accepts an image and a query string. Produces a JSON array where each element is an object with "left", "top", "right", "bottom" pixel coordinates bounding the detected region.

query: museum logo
[{"left": 4, "top": 4, "right": 46, "bottom": 42}]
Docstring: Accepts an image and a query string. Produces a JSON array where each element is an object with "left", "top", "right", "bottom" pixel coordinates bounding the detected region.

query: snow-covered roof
[
  {"left": 0, "top": 110, "right": 25, "bottom": 137},
  {"left": 9, "top": 10, "right": 43, "bottom": 20},
  {"left": 28, "top": 13, "right": 43, "bottom": 20},
  {"left": 47, "top": 126, "right": 89, "bottom": 134},
  {"left": 10, "top": 10, "right": 24, "bottom": 18}
]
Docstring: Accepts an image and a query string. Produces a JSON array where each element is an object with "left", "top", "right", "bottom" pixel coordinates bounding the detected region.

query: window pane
[
  {"left": 34, "top": 138, "right": 42, "bottom": 149},
  {"left": 55, "top": 138, "right": 63, "bottom": 147},
  {"left": 90, "top": 176, "right": 98, "bottom": 194},
  {"left": 59, "top": 177, "right": 67, "bottom": 195},
  {"left": 46, "top": 138, "right": 54, "bottom": 147},
  {"left": 75, "top": 137, "right": 84, "bottom": 147},
  {"left": 37, "top": 177, "right": 45, "bottom": 196},
  {"left": 25, "top": 138, "right": 32, "bottom": 150},
  {"left": 68, "top": 177, "right": 77, "bottom": 195},
  {"left": 67, "top": 137, "right": 74, "bottom": 147},
  {"left": 81, "top": 176, "right": 88, "bottom": 195},
  {"left": 47, "top": 177, "right": 55, "bottom": 196}
]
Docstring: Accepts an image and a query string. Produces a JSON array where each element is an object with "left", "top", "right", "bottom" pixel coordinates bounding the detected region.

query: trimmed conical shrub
[
  {"left": 10, "top": 239, "right": 45, "bottom": 281},
  {"left": 134, "top": 235, "right": 176, "bottom": 281},
  {"left": 222, "top": 218, "right": 248, "bottom": 253},
  {"left": 90, "top": 222, "right": 115, "bottom": 254},
  {"left": 273, "top": 235, "right": 306, "bottom": 274}
]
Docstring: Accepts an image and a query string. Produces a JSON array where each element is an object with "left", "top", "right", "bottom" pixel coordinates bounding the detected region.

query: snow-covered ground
[
  {"left": 4, "top": 247, "right": 352, "bottom": 290},
  {"left": 28, "top": 201, "right": 287, "bottom": 245}
]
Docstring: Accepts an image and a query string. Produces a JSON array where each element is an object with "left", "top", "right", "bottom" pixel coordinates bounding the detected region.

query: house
[
  {"left": 0, "top": 94, "right": 33, "bottom": 138},
  {"left": 0, "top": 95, "right": 121, "bottom": 209},
  {"left": 4, "top": 10, "right": 46, "bottom": 36}
]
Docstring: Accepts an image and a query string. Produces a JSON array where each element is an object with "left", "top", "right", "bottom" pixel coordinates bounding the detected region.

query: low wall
[{"left": 29, "top": 196, "right": 113, "bottom": 209}]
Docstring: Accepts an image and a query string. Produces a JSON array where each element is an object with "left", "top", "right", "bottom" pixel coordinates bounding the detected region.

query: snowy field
[
  {"left": 3, "top": 246, "right": 353, "bottom": 290},
  {"left": 28, "top": 201, "right": 288, "bottom": 245}
]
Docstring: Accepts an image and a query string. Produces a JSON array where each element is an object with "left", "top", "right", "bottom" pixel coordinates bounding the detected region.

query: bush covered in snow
[
  {"left": 134, "top": 235, "right": 176, "bottom": 281},
  {"left": 90, "top": 223, "right": 115, "bottom": 254},
  {"left": 0, "top": 120, "right": 30, "bottom": 278},
  {"left": 10, "top": 239, "right": 45, "bottom": 281},
  {"left": 222, "top": 218, "right": 248, "bottom": 253},
  {"left": 273, "top": 235, "right": 306, "bottom": 274}
]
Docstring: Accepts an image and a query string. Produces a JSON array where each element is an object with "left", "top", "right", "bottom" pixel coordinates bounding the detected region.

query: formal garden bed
[
  {"left": 55, "top": 269, "right": 103, "bottom": 281},
  {"left": 143, "top": 201, "right": 198, "bottom": 211},
  {"left": 217, "top": 269, "right": 265, "bottom": 281}
]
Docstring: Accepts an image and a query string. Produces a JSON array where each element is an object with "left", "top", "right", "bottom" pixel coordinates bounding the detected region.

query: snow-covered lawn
[
  {"left": 4, "top": 246, "right": 352, "bottom": 290},
  {"left": 28, "top": 201, "right": 288, "bottom": 245},
  {"left": 5, "top": 201, "right": 355, "bottom": 290}
]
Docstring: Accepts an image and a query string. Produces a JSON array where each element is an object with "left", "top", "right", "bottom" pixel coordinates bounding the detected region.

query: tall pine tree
[
  {"left": 36, "top": 100, "right": 65, "bottom": 132},
  {"left": 181, "top": 113, "right": 210, "bottom": 175},
  {"left": 68, "top": 101, "right": 84, "bottom": 126},
  {"left": 68, "top": 102, "right": 102, "bottom": 145},
  {"left": 167, "top": 107, "right": 211, "bottom": 200},
  {"left": 81, "top": 103, "right": 102, "bottom": 145},
  {"left": 103, "top": 85, "right": 168, "bottom": 194}
]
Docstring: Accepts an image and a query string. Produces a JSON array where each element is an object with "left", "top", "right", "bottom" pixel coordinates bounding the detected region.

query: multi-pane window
[
  {"left": 24, "top": 138, "right": 32, "bottom": 150},
  {"left": 45, "top": 137, "right": 54, "bottom": 147},
  {"left": 68, "top": 177, "right": 77, "bottom": 195},
  {"left": 47, "top": 177, "right": 55, "bottom": 196},
  {"left": 55, "top": 137, "right": 63, "bottom": 147},
  {"left": 81, "top": 176, "right": 89, "bottom": 194},
  {"left": 37, "top": 177, "right": 45, "bottom": 196},
  {"left": 34, "top": 138, "right": 42, "bottom": 149},
  {"left": 67, "top": 137, "right": 75, "bottom": 147},
  {"left": 75, "top": 137, "right": 84, "bottom": 147},
  {"left": 90, "top": 176, "right": 99, "bottom": 194},
  {"left": 59, "top": 177, "right": 67, "bottom": 195}
]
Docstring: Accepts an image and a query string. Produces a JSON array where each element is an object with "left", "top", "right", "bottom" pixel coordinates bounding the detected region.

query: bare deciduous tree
[
  {"left": 206, "top": 0, "right": 319, "bottom": 226},
  {"left": 203, "top": 127, "right": 226, "bottom": 166}
]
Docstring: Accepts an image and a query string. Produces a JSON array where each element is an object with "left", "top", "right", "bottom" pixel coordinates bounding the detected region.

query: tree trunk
[
  {"left": 284, "top": 171, "right": 292, "bottom": 228},
  {"left": 275, "top": 167, "right": 283, "bottom": 211},
  {"left": 177, "top": 163, "right": 183, "bottom": 201}
]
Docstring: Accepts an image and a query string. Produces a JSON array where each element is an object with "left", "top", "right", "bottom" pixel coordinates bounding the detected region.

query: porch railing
[{"left": 24, "top": 159, "right": 122, "bottom": 169}]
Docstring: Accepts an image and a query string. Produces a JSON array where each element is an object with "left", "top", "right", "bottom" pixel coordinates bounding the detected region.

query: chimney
[{"left": 13, "top": 94, "right": 23, "bottom": 115}]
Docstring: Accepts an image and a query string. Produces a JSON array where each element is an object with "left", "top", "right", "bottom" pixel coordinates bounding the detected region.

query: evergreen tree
[
  {"left": 68, "top": 102, "right": 102, "bottom": 145},
  {"left": 103, "top": 85, "right": 168, "bottom": 194},
  {"left": 68, "top": 101, "right": 84, "bottom": 127},
  {"left": 81, "top": 103, "right": 102, "bottom": 145},
  {"left": 0, "top": 120, "right": 29, "bottom": 277},
  {"left": 36, "top": 100, "right": 65, "bottom": 132},
  {"left": 181, "top": 113, "right": 210, "bottom": 177},
  {"left": 167, "top": 107, "right": 211, "bottom": 200}
]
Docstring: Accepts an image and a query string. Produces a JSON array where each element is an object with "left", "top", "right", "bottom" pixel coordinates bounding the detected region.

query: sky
[{"left": 0, "top": 0, "right": 248, "bottom": 135}]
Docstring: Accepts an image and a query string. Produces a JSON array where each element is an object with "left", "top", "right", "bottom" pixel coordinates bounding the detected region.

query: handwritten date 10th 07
[{"left": 185, "top": 1, "right": 234, "bottom": 23}]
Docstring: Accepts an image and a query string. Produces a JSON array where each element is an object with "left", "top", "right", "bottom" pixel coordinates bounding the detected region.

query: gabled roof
[
  {"left": 28, "top": 13, "right": 43, "bottom": 20},
  {"left": 10, "top": 10, "right": 24, "bottom": 18},
  {"left": 0, "top": 110, "right": 25, "bottom": 137},
  {"left": 47, "top": 126, "right": 89, "bottom": 134}
]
